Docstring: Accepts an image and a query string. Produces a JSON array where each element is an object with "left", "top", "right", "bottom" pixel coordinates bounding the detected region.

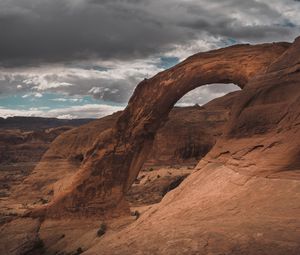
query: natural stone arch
[{"left": 33, "top": 42, "right": 290, "bottom": 218}]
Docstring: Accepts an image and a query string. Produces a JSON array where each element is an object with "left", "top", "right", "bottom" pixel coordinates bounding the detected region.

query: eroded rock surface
[
  {"left": 84, "top": 36, "right": 300, "bottom": 255},
  {"left": 0, "top": 118, "right": 93, "bottom": 203},
  {"left": 31, "top": 41, "right": 291, "bottom": 218},
  {"left": 12, "top": 99, "right": 233, "bottom": 208},
  {"left": 0, "top": 218, "right": 42, "bottom": 255},
  {"left": 0, "top": 127, "right": 73, "bottom": 200},
  {"left": 86, "top": 164, "right": 300, "bottom": 255}
]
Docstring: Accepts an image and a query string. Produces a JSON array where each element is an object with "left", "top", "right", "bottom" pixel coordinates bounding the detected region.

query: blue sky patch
[
  {"left": 159, "top": 57, "right": 180, "bottom": 69},
  {"left": 0, "top": 92, "right": 125, "bottom": 111}
]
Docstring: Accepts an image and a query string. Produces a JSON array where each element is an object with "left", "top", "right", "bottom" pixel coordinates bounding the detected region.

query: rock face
[
  {"left": 0, "top": 117, "right": 93, "bottom": 201},
  {"left": 12, "top": 101, "right": 232, "bottom": 207},
  {"left": 86, "top": 165, "right": 300, "bottom": 255},
  {"left": 31, "top": 40, "right": 292, "bottom": 218},
  {"left": 84, "top": 37, "right": 300, "bottom": 255},
  {"left": 0, "top": 218, "right": 42, "bottom": 255},
  {"left": 0, "top": 127, "right": 73, "bottom": 165},
  {"left": 0, "top": 127, "right": 74, "bottom": 199}
]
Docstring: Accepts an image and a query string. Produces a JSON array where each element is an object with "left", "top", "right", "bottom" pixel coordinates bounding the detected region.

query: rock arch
[{"left": 34, "top": 42, "right": 290, "bottom": 217}]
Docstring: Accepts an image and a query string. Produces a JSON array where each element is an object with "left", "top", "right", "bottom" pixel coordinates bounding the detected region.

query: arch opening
[
  {"left": 177, "top": 83, "right": 240, "bottom": 107},
  {"left": 142, "top": 83, "right": 241, "bottom": 167},
  {"left": 125, "top": 83, "right": 241, "bottom": 207}
]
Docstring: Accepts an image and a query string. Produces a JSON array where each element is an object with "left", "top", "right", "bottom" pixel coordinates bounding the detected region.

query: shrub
[
  {"left": 131, "top": 210, "right": 140, "bottom": 219},
  {"left": 161, "top": 175, "right": 188, "bottom": 197},
  {"left": 75, "top": 247, "right": 83, "bottom": 254},
  {"left": 30, "top": 239, "right": 45, "bottom": 253},
  {"left": 97, "top": 223, "right": 107, "bottom": 237},
  {"left": 33, "top": 239, "right": 44, "bottom": 250}
]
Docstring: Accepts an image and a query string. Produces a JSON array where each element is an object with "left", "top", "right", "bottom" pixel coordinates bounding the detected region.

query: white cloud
[
  {"left": 23, "top": 75, "right": 74, "bottom": 91},
  {"left": 22, "top": 94, "right": 30, "bottom": 98},
  {"left": 163, "top": 36, "right": 220, "bottom": 61},
  {"left": 0, "top": 58, "right": 164, "bottom": 103},
  {"left": 0, "top": 104, "right": 124, "bottom": 119},
  {"left": 34, "top": 92, "right": 43, "bottom": 98},
  {"left": 89, "top": 87, "right": 104, "bottom": 94},
  {"left": 21, "top": 92, "right": 43, "bottom": 98},
  {"left": 51, "top": 97, "right": 83, "bottom": 102},
  {"left": 51, "top": 98, "right": 67, "bottom": 102},
  {"left": 56, "top": 114, "right": 74, "bottom": 119}
]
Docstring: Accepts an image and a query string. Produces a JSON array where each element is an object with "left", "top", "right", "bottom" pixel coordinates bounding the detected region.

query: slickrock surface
[{"left": 86, "top": 164, "right": 300, "bottom": 255}]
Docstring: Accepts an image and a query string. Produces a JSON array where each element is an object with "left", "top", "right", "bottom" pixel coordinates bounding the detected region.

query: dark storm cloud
[
  {"left": 0, "top": 0, "right": 299, "bottom": 66},
  {"left": 0, "top": 0, "right": 184, "bottom": 66},
  {"left": 178, "top": 0, "right": 295, "bottom": 40}
]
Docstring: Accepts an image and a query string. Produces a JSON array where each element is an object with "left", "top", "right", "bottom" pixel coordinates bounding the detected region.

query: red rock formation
[
  {"left": 84, "top": 37, "right": 300, "bottom": 255},
  {"left": 2, "top": 37, "right": 300, "bottom": 255},
  {"left": 31, "top": 41, "right": 292, "bottom": 218},
  {"left": 0, "top": 127, "right": 74, "bottom": 165},
  {"left": 0, "top": 127, "right": 74, "bottom": 198},
  {"left": 12, "top": 103, "right": 231, "bottom": 207}
]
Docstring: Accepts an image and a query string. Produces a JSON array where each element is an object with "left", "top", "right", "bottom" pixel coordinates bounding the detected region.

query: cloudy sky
[{"left": 0, "top": 0, "right": 299, "bottom": 119}]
